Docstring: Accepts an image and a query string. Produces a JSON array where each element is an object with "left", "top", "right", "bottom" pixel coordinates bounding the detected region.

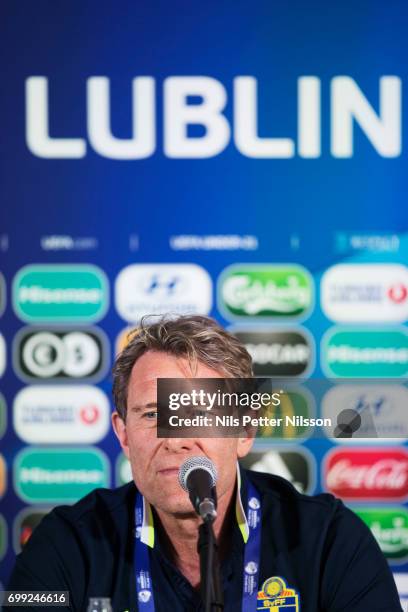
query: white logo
[
  {"left": 248, "top": 496, "right": 260, "bottom": 510},
  {"left": 245, "top": 561, "right": 258, "bottom": 575},
  {"left": 22, "top": 332, "right": 65, "bottom": 377},
  {"left": 0, "top": 334, "right": 6, "bottom": 378},
  {"left": 249, "top": 449, "right": 315, "bottom": 494},
  {"left": 321, "top": 264, "right": 408, "bottom": 323},
  {"left": 322, "top": 385, "right": 408, "bottom": 443},
  {"left": 16, "top": 328, "right": 105, "bottom": 381},
  {"left": 61, "top": 332, "right": 100, "bottom": 377},
  {"left": 13, "top": 386, "right": 110, "bottom": 444},
  {"left": 115, "top": 264, "right": 212, "bottom": 323},
  {"left": 138, "top": 590, "right": 152, "bottom": 603}
]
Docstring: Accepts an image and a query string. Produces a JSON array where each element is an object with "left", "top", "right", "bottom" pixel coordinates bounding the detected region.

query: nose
[{"left": 163, "top": 437, "right": 196, "bottom": 453}]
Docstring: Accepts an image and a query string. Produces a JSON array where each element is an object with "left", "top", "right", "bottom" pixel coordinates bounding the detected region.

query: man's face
[{"left": 112, "top": 350, "right": 253, "bottom": 516}]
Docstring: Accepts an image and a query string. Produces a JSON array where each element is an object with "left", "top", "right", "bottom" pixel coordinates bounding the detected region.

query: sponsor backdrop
[{"left": 1, "top": 1, "right": 408, "bottom": 604}]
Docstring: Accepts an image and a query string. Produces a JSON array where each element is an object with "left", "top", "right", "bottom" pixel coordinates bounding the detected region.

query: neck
[{"left": 154, "top": 483, "right": 236, "bottom": 588}]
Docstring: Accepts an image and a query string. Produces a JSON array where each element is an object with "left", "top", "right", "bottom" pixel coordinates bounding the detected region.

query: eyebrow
[{"left": 128, "top": 402, "right": 157, "bottom": 414}]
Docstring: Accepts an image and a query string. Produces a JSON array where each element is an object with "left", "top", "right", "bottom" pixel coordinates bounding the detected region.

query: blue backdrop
[{"left": 0, "top": 0, "right": 407, "bottom": 602}]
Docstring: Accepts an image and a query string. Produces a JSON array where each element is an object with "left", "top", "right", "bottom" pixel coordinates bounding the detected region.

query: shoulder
[
  {"left": 26, "top": 482, "right": 136, "bottom": 549},
  {"left": 245, "top": 468, "right": 364, "bottom": 536},
  {"left": 49, "top": 481, "right": 136, "bottom": 524}
]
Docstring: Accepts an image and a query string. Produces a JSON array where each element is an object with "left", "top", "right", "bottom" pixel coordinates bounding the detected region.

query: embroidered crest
[{"left": 257, "top": 576, "right": 300, "bottom": 610}]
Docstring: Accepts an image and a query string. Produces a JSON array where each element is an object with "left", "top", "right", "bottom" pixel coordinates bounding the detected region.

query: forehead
[{"left": 127, "top": 350, "right": 223, "bottom": 397}]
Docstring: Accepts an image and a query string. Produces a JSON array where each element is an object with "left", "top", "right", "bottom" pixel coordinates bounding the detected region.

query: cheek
[
  {"left": 127, "top": 429, "right": 158, "bottom": 472},
  {"left": 204, "top": 440, "right": 238, "bottom": 476}
]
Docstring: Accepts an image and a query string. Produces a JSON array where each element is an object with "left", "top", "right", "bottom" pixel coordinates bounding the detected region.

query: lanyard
[{"left": 134, "top": 479, "right": 262, "bottom": 611}]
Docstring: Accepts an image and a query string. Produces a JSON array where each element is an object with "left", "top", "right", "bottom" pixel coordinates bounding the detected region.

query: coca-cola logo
[{"left": 324, "top": 449, "right": 408, "bottom": 501}]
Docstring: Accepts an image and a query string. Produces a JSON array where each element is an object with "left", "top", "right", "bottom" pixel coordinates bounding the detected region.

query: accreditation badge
[{"left": 256, "top": 576, "right": 300, "bottom": 610}]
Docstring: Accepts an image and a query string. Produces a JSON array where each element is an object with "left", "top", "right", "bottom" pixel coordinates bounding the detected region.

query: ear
[
  {"left": 236, "top": 434, "right": 254, "bottom": 459},
  {"left": 112, "top": 411, "right": 130, "bottom": 459}
]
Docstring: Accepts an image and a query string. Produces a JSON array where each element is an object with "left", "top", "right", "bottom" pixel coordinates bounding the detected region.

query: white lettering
[
  {"left": 87, "top": 77, "right": 155, "bottom": 159},
  {"left": 234, "top": 77, "right": 294, "bottom": 158},
  {"left": 164, "top": 77, "right": 230, "bottom": 158},
  {"left": 331, "top": 76, "right": 401, "bottom": 157},
  {"left": 25, "top": 76, "right": 403, "bottom": 159},
  {"left": 26, "top": 77, "right": 86, "bottom": 158}
]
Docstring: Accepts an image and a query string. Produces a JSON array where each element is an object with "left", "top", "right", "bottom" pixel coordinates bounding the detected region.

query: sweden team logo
[{"left": 257, "top": 576, "right": 300, "bottom": 610}]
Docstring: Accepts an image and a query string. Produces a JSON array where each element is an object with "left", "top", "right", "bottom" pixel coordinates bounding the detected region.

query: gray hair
[{"left": 112, "top": 314, "right": 253, "bottom": 420}]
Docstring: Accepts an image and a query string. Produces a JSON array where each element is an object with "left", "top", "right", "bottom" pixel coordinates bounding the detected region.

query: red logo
[
  {"left": 79, "top": 404, "right": 100, "bottom": 425},
  {"left": 388, "top": 283, "right": 408, "bottom": 304},
  {"left": 324, "top": 448, "right": 408, "bottom": 501}
]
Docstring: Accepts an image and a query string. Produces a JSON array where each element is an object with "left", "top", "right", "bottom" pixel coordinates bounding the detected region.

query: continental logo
[
  {"left": 13, "top": 264, "right": 109, "bottom": 323},
  {"left": 13, "top": 386, "right": 110, "bottom": 444},
  {"left": 321, "top": 327, "right": 408, "bottom": 378},
  {"left": 353, "top": 507, "right": 408, "bottom": 562},
  {"left": 232, "top": 328, "right": 314, "bottom": 377},
  {"left": 218, "top": 264, "right": 313, "bottom": 321},
  {"left": 14, "top": 447, "right": 110, "bottom": 503},
  {"left": 13, "top": 326, "right": 109, "bottom": 382}
]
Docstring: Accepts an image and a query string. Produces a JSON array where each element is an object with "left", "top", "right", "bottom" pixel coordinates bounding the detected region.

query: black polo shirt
[{"left": 6, "top": 468, "right": 402, "bottom": 611}]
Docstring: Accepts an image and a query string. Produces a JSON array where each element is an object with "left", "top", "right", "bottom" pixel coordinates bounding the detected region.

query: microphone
[{"left": 178, "top": 456, "right": 218, "bottom": 522}]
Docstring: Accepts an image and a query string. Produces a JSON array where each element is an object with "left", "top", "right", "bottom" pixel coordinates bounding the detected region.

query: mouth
[{"left": 157, "top": 467, "right": 180, "bottom": 476}]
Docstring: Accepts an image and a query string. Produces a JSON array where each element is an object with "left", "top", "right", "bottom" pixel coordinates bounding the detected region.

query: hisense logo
[{"left": 25, "top": 76, "right": 401, "bottom": 159}]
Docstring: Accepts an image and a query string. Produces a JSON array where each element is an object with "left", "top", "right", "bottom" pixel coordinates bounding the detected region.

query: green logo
[
  {"left": 218, "top": 265, "right": 313, "bottom": 320},
  {"left": 322, "top": 327, "right": 408, "bottom": 378},
  {"left": 14, "top": 447, "right": 110, "bottom": 503},
  {"left": 0, "top": 393, "right": 6, "bottom": 439},
  {"left": 257, "top": 388, "right": 314, "bottom": 441},
  {"left": 13, "top": 265, "right": 109, "bottom": 322},
  {"left": 354, "top": 508, "right": 408, "bottom": 561},
  {"left": 0, "top": 514, "right": 6, "bottom": 560}
]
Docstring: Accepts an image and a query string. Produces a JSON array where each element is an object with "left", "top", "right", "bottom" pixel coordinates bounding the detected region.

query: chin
[{"left": 154, "top": 492, "right": 194, "bottom": 516}]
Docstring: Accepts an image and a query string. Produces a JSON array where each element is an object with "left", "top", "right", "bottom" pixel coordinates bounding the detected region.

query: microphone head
[{"left": 178, "top": 456, "right": 218, "bottom": 492}]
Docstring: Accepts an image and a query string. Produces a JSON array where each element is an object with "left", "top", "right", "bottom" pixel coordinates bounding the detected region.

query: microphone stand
[{"left": 197, "top": 494, "right": 224, "bottom": 612}]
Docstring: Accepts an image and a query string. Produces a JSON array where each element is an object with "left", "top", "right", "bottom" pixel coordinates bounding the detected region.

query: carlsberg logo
[
  {"left": 218, "top": 265, "right": 313, "bottom": 319},
  {"left": 355, "top": 508, "right": 408, "bottom": 560}
]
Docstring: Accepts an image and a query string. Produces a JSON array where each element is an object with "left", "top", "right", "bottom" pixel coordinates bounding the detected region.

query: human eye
[{"left": 142, "top": 410, "right": 158, "bottom": 420}]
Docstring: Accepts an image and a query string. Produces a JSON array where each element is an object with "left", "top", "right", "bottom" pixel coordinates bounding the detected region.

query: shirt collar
[{"left": 140, "top": 462, "right": 249, "bottom": 548}]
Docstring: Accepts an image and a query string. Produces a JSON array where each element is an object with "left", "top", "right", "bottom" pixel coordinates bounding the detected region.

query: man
[{"left": 6, "top": 315, "right": 402, "bottom": 611}]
